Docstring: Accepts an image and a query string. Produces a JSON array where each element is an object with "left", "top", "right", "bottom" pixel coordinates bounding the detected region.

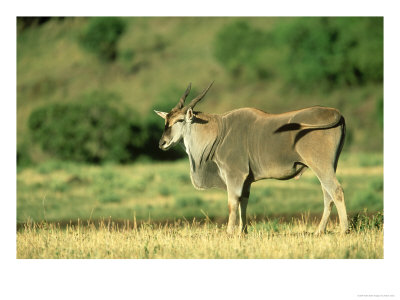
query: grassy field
[
  {"left": 17, "top": 216, "right": 383, "bottom": 259},
  {"left": 17, "top": 152, "right": 383, "bottom": 224},
  {"left": 16, "top": 19, "right": 384, "bottom": 259},
  {"left": 17, "top": 152, "right": 383, "bottom": 259}
]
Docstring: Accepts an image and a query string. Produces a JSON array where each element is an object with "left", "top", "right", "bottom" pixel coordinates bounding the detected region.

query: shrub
[
  {"left": 28, "top": 87, "right": 190, "bottom": 164},
  {"left": 350, "top": 210, "right": 383, "bottom": 232},
  {"left": 213, "top": 21, "right": 273, "bottom": 79},
  {"left": 80, "top": 17, "right": 126, "bottom": 62},
  {"left": 214, "top": 18, "right": 383, "bottom": 89},
  {"left": 28, "top": 92, "right": 140, "bottom": 163},
  {"left": 276, "top": 17, "right": 383, "bottom": 89}
]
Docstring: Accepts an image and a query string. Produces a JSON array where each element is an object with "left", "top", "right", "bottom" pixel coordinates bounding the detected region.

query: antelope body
[{"left": 155, "top": 83, "right": 349, "bottom": 234}]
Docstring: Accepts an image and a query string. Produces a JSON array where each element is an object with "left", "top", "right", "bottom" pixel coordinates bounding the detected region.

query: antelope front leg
[{"left": 227, "top": 190, "right": 239, "bottom": 235}]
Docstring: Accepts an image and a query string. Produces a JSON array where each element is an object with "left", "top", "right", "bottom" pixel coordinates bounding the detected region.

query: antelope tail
[
  {"left": 275, "top": 114, "right": 343, "bottom": 133},
  {"left": 298, "top": 115, "right": 343, "bottom": 130}
]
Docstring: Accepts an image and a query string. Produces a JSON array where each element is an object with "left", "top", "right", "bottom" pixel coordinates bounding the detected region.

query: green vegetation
[
  {"left": 274, "top": 18, "right": 383, "bottom": 89},
  {"left": 213, "top": 21, "right": 273, "bottom": 80},
  {"left": 17, "top": 17, "right": 384, "bottom": 259},
  {"left": 27, "top": 89, "right": 186, "bottom": 163},
  {"left": 376, "top": 96, "right": 384, "bottom": 129},
  {"left": 17, "top": 17, "right": 383, "bottom": 166},
  {"left": 17, "top": 152, "right": 383, "bottom": 224},
  {"left": 79, "top": 17, "right": 126, "bottom": 62},
  {"left": 213, "top": 18, "right": 383, "bottom": 89},
  {"left": 350, "top": 210, "right": 383, "bottom": 232},
  {"left": 28, "top": 93, "right": 134, "bottom": 163}
]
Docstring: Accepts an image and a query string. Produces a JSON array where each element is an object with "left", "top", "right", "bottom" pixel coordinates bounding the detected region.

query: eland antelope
[{"left": 154, "top": 82, "right": 349, "bottom": 234}]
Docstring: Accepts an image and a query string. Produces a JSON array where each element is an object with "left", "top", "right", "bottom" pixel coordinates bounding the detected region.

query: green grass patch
[{"left": 17, "top": 153, "right": 383, "bottom": 223}]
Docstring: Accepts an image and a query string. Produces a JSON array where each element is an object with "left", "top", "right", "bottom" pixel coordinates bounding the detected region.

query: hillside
[{"left": 17, "top": 17, "right": 383, "bottom": 164}]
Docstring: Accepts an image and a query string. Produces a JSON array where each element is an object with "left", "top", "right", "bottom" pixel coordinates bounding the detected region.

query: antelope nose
[{"left": 159, "top": 140, "right": 166, "bottom": 149}]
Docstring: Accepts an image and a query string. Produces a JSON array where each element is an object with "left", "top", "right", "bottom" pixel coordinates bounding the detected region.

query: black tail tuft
[{"left": 334, "top": 116, "right": 346, "bottom": 172}]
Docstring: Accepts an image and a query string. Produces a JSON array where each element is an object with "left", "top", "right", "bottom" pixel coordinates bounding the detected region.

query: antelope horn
[
  {"left": 187, "top": 81, "right": 214, "bottom": 109},
  {"left": 175, "top": 83, "right": 192, "bottom": 109}
]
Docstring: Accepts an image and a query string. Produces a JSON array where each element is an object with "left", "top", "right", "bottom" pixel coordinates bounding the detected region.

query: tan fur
[{"left": 156, "top": 84, "right": 349, "bottom": 234}]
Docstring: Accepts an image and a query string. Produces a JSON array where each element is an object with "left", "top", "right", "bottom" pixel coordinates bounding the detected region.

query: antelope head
[{"left": 154, "top": 82, "right": 213, "bottom": 150}]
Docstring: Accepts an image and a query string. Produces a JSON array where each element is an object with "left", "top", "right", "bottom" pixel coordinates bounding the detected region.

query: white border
[{"left": 3, "top": 1, "right": 400, "bottom": 299}]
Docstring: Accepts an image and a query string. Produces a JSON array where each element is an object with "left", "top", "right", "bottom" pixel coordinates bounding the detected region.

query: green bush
[
  {"left": 28, "top": 87, "right": 191, "bottom": 164},
  {"left": 350, "top": 210, "right": 383, "bottom": 232},
  {"left": 276, "top": 17, "right": 383, "bottom": 89},
  {"left": 80, "top": 17, "right": 126, "bottom": 62},
  {"left": 213, "top": 18, "right": 383, "bottom": 89},
  {"left": 213, "top": 21, "right": 272, "bottom": 79},
  {"left": 28, "top": 92, "right": 140, "bottom": 163}
]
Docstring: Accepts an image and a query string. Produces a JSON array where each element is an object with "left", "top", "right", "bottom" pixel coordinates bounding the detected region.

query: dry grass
[
  {"left": 17, "top": 153, "right": 383, "bottom": 259},
  {"left": 17, "top": 218, "right": 383, "bottom": 259}
]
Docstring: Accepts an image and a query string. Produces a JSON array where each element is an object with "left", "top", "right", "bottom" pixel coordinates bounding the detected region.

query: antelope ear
[
  {"left": 185, "top": 107, "right": 194, "bottom": 122},
  {"left": 154, "top": 110, "right": 167, "bottom": 119}
]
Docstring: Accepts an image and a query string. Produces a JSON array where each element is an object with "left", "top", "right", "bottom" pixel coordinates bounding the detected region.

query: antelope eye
[{"left": 172, "top": 119, "right": 184, "bottom": 126}]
